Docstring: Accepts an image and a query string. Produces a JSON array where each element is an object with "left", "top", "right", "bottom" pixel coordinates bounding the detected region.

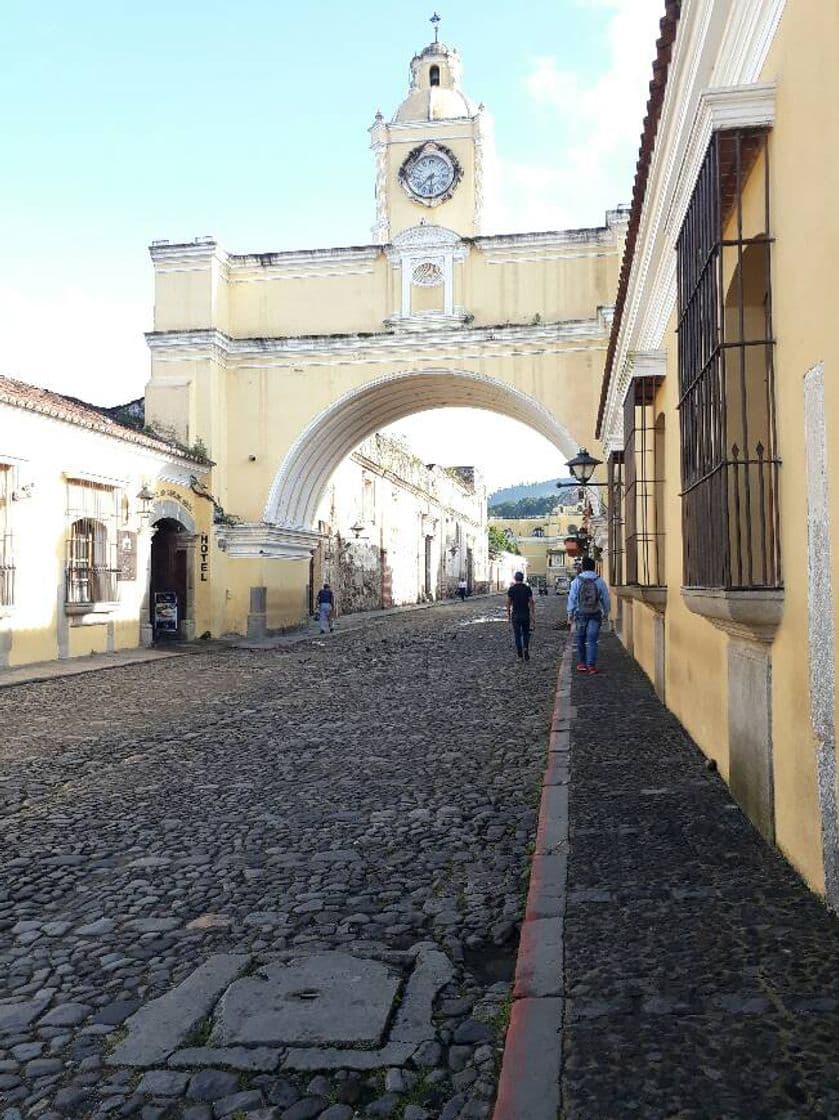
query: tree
[{"left": 488, "top": 524, "right": 520, "bottom": 558}]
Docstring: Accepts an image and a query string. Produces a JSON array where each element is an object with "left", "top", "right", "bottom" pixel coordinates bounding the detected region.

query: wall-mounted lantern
[
  {"left": 136, "top": 483, "right": 155, "bottom": 521},
  {"left": 565, "top": 448, "right": 603, "bottom": 485}
]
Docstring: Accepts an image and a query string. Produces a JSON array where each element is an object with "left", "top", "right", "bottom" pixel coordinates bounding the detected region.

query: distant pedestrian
[
  {"left": 568, "top": 557, "right": 610, "bottom": 673},
  {"left": 506, "top": 571, "right": 535, "bottom": 662},
  {"left": 316, "top": 582, "right": 336, "bottom": 634},
  {"left": 457, "top": 578, "right": 468, "bottom": 601}
]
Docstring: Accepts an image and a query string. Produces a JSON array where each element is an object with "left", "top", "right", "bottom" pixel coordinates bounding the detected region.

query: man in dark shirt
[
  {"left": 506, "top": 571, "right": 535, "bottom": 662},
  {"left": 316, "top": 582, "right": 335, "bottom": 634}
]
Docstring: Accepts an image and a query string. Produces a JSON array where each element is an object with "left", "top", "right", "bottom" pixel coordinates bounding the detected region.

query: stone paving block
[
  {"left": 108, "top": 955, "right": 251, "bottom": 1067},
  {"left": 0, "top": 997, "right": 51, "bottom": 1034},
  {"left": 389, "top": 946, "right": 454, "bottom": 1044},
  {"left": 168, "top": 1046, "right": 281, "bottom": 1071},
  {"left": 542, "top": 754, "right": 568, "bottom": 786},
  {"left": 211, "top": 954, "right": 399, "bottom": 1047},
  {"left": 536, "top": 785, "right": 568, "bottom": 853},
  {"left": 136, "top": 1070, "right": 190, "bottom": 1096},
  {"left": 282, "top": 1041, "right": 417, "bottom": 1071},
  {"left": 524, "top": 853, "right": 567, "bottom": 920},
  {"left": 493, "top": 997, "right": 563, "bottom": 1120},
  {"left": 548, "top": 729, "right": 570, "bottom": 752},
  {"left": 513, "top": 918, "right": 563, "bottom": 998}
]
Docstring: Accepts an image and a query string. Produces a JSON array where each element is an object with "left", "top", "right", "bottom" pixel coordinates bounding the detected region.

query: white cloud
[{"left": 492, "top": 0, "right": 663, "bottom": 233}]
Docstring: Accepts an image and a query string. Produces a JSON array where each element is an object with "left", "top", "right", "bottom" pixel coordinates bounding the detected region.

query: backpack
[{"left": 578, "top": 577, "right": 600, "bottom": 613}]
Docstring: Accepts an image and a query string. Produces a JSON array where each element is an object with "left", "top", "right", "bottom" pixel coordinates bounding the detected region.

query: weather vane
[{"left": 430, "top": 12, "right": 441, "bottom": 42}]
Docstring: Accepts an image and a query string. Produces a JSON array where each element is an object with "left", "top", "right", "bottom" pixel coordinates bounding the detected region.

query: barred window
[
  {"left": 607, "top": 451, "right": 624, "bottom": 587},
  {"left": 0, "top": 465, "right": 14, "bottom": 607},
  {"left": 65, "top": 480, "right": 119, "bottom": 607},
  {"left": 677, "top": 128, "right": 780, "bottom": 589},
  {"left": 624, "top": 377, "right": 665, "bottom": 586}
]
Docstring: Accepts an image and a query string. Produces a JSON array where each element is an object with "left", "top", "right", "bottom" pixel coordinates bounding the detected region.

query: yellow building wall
[
  {"left": 226, "top": 260, "right": 391, "bottom": 338},
  {"left": 152, "top": 241, "right": 619, "bottom": 343},
  {"left": 755, "top": 6, "right": 839, "bottom": 890},
  {"left": 607, "top": 5, "right": 839, "bottom": 894},
  {"left": 464, "top": 247, "right": 620, "bottom": 327}
]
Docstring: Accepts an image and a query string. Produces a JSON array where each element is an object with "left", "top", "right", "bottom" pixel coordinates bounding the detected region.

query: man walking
[
  {"left": 457, "top": 577, "right": 468, "bottom": 601},
  {"left": 506, "top": 571, "right": 535, "bottom": 662},
  {"left": 568, "top": 557, "right": 610, "bottom": 673},
  {"left": 316, "top": 582, "right": 336, "bottom": 634}
]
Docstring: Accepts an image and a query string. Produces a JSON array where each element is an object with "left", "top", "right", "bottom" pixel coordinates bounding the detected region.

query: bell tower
[{"left": 369, "top": 22, "right": 497, "bottom": 242}]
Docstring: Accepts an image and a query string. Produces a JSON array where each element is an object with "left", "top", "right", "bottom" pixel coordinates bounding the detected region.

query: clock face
[{"left": 406, "top": 153, "right": 455, "bottom": 199}]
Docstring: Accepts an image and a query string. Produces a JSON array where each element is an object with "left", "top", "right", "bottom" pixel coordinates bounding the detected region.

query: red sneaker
[
  {"left": 586, "top": 666, "right": 601, "bottom": 674},
  {"left": 576, "top": 663, "right": 588, "bottom": 672}
]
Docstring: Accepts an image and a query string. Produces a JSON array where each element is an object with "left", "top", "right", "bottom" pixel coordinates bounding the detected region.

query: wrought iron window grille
[
  {"left": 607, "top": 451, "right": 625, "bottom": 588},
  {"left": 624, "top": 377, "right": 665, "bottom": 587},
  {"left": 0, "top": 466, "right": 14, "bottom": 608},
  {"left": 676, "top": 128, "right": 781, "bottom": 590},
  {"left": 65, "top": 480, "right": 120, "bottom": 607}
]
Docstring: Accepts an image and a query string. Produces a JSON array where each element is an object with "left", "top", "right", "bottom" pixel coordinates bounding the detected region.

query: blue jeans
[
  {"left": 512, "top": 617, "right": 531, "bottom": 655},
  {"left": 576, "top": 612, "right": 602, "bottom": 667}
]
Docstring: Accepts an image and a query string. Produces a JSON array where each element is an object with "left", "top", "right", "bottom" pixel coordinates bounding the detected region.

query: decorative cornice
[
  {"left": 597, "top": 0, "right": 783, "bottom": 450},
  {"left": 473, "top": 225, "right": 618, "bottom": 255},
  {"left": 215, "top": 522, "right": 322, "bottom": 560},
  {"left": 145, "top": 318, "right": 610, "bottom": 362},
  {"left": 663, "top": 82, "right": 776, "bottom": 244},
  {"left": 149, "top": 239, "right": 227, "bottom": 271}
]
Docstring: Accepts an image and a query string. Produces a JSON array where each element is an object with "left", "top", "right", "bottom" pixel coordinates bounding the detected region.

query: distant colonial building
[
  {"left": 0, "top": 375, "right": 212, "bottom": 668},
  {"left": 143, "top": 32, "right": 624, "bottom": 637},
  {"left": 490, "top": 507, "right": 586, "bottom": 584},
  {"left": 312, "top": 434, "right": 488, "bottom": 615},
  {"left": 598, "top": 2, "right": 839, "bottom": 903}
]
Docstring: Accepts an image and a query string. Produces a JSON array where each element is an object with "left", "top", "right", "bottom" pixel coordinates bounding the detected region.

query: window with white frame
[
  {"left": 0, "top": 466, "right": 14, "bottom": 607},
  {"left": 65, "top": 480, "right": 119, "bottom": 607}
]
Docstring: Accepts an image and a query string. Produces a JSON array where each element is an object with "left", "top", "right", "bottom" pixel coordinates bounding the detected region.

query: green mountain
[{"left": 488, "top": 478, "right": 579, "bottom": 517}]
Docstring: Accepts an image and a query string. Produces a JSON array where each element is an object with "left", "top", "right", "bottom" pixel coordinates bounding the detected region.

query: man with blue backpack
[{"left": 567, "top": 557, "right": 610, "bottom": 674}]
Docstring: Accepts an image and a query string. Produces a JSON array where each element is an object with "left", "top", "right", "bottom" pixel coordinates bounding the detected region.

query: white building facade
[{"left": 311, "top": 434, "right": 488, "bottom": 614}]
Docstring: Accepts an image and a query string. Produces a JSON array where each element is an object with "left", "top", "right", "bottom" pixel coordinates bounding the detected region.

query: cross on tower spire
[{"left": 430, "top": 12, "right": 441, "bottom": 43}]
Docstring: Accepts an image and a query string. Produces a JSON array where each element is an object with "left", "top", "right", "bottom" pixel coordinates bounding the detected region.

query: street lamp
[
  {"left": 136, "top": 483, "right": 155, "bottom": 521},
  {"left": 349, "top": 521, "right": 366, "bottom": 540},
  {"left": 565, "top": 448, "right": 603, "bottom": 485}
]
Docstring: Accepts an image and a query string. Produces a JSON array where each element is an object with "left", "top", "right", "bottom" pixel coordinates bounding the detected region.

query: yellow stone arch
[{"left": 263, "top": 368, "right": 580, "bottom": 534}]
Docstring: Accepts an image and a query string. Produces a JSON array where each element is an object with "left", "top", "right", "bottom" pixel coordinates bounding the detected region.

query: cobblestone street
[{"left": 0, "top": 597, "right": 564, "bottom": 1120}]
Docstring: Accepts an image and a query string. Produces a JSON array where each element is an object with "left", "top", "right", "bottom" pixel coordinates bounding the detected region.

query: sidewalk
[
  {"left": 498, "top": 631, "right": 839, "bottom": 1120},
  {"left": 0, "top": 647, "right": 185, "bottom": 689}
]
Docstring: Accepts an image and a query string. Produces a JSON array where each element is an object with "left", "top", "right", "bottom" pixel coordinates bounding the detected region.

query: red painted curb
[{"left": 493, "top": 635, "right": 573, "bottom": 1120}]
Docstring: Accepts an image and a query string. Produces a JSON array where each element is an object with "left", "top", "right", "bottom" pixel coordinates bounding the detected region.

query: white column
[
  {"left": 805, "top": 361, "right": 839, "bottom": 908},
  {"left": 443, "top": 253, "right": 454, "bottom": 316},
  {"left": 401, "top": 259, "right": 412, "bottom": 318}
]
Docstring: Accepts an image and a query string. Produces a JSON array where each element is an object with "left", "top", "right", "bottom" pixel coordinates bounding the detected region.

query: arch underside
[{"left": 264, "top": 368, "right": 580, "bottom": 531}]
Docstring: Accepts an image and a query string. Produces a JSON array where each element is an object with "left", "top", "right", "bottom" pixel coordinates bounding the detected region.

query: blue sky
[{"left": 1, "top": 0, "right": 663, "bottom": 488}]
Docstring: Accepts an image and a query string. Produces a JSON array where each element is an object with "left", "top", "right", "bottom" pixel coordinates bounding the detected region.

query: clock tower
[{"left": 369, "top": 34, "right": 496, "bottom": 243}]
